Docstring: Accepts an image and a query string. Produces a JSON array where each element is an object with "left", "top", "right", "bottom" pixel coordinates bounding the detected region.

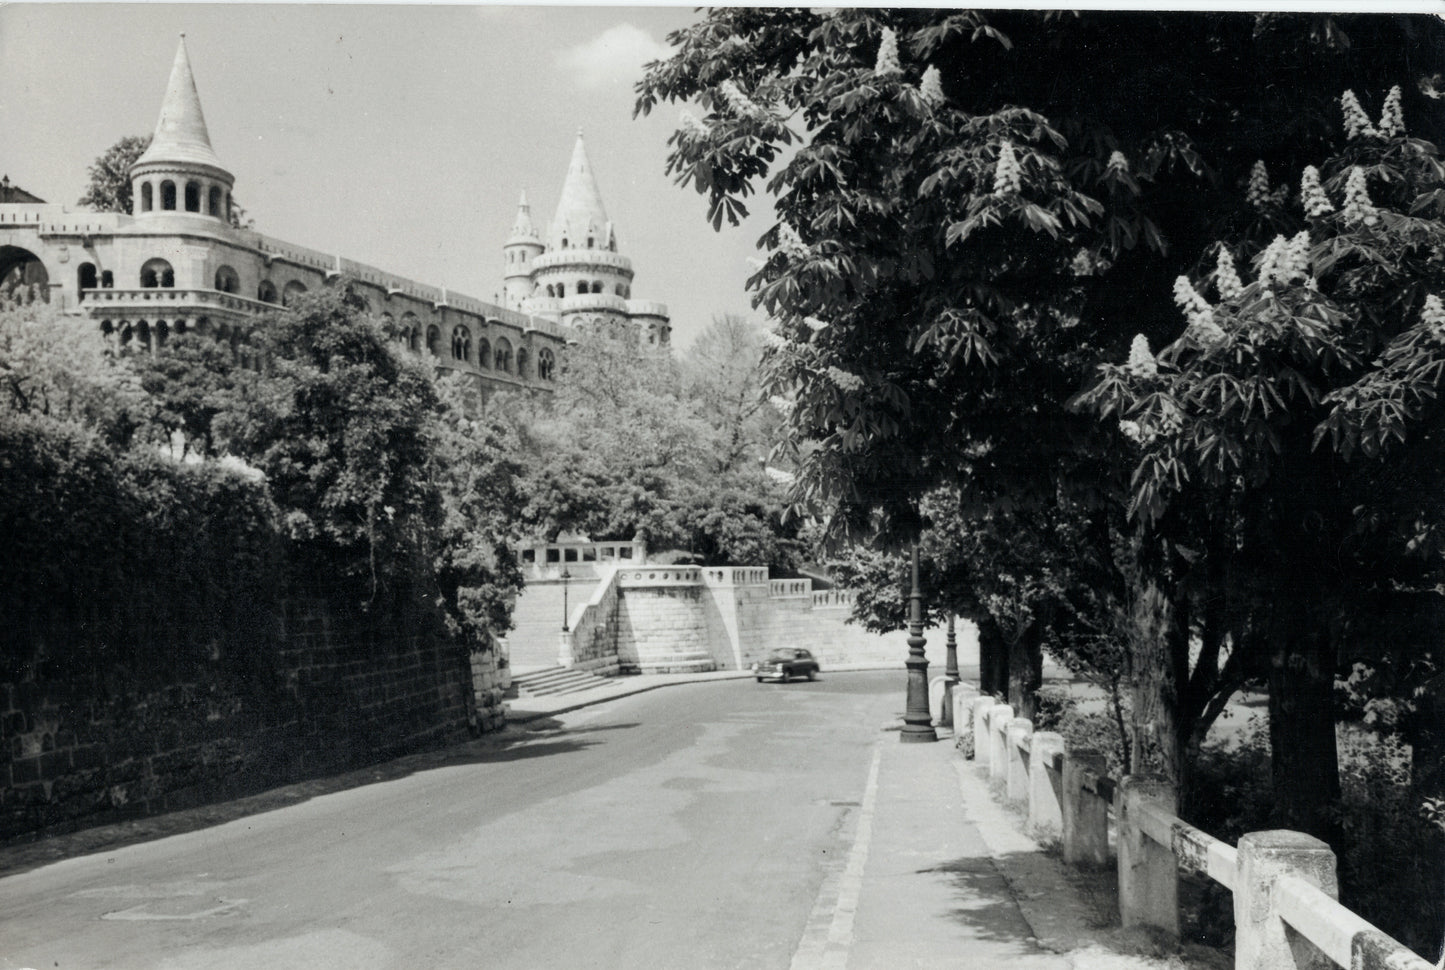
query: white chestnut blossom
[
  {"left": 777, "top": 222, "right": 811, "bottom": 261},
  {"left": 1341, "top": 166, "right": 1378, "bottom": 227},
  {"left": 874, "top": 27, "right": 902, "bottom": 76},
  {"left": 1379, "top": 85, "right": 1405, "bottom": 137},
  {"left": 1246, "top": 160, "right": 1272, "bottom": 209},
  {"left": 679, "top": 110, "right": 711, "bottom": 139},
  {"left": 1300, "top": 166, "right": 1335, "bottom": 218},
  {"left": 1106, "top": 150, "right": 1130, "bottom": 176},
  {"left": 1126, "top": 333, "right": 1158, "bottom": 378},
  {"left": 993, "top": 140, "right": 1023, "bottom": 196},
  {"left": 1422, "top": 294, "right": 1445, "bottom": 334},
  {"left": 919, "top": 65, "right": 945, "bottom": 107},
  {"left": 826, "top": 366, "right": 865, "bottom": 392},
  {"left": 1341, "top": 90, "right": 1380, "bottom": 140},
  {"left": 1214, "top": 248, "right": 1245, "bottom": 301}
]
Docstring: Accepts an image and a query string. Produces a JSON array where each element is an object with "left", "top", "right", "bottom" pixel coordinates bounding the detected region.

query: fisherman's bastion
[{"left": 0, "top": 36, "right": 672, "bottom": 393}]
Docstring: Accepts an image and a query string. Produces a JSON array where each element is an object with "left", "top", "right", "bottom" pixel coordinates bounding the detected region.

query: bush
[
  {"left": 1033, "top": 684, "right": 1077, "bottom": 731},
  {"left": 1056, "top": 708, "right": 1129, "bottom": 778}
]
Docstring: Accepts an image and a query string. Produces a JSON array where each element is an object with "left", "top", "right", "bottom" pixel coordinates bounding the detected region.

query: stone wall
[
  {"left": 563, "top": 565, "right": 958, "bottom": 675},
  {"left": 0, "top": 595, "right": 494, "bottom": 843}
]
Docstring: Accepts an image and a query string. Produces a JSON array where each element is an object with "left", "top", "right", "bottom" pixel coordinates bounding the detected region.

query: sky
[{"left": 0, "top": 4, "right": 769, "bottom": 348}]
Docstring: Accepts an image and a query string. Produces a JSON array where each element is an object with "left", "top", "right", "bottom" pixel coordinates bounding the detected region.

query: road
[{"left": 0, "top": 671, "right": 908, "bottom": 970}]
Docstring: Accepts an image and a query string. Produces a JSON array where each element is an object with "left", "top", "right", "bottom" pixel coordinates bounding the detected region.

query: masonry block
[
  {"left": 1027, "top": 731, "right": 1065, "bottom": 835},
  {"left": 1005, "top": 718, "right": 1032, "bottom": 801},
  {"left": 1234, "top": 830, "right": 1337, "bottom": 970},
  {"left": 1062, "top": 748, "right": 1110, "bottom": 868},
  {"left": 1118, "top": 774, "right": 1179, "bottom": 938}
]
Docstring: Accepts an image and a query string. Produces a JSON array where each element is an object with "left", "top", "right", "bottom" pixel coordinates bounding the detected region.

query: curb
[{"left": 504, "top": 663, "right": 903, "bottom": 724}]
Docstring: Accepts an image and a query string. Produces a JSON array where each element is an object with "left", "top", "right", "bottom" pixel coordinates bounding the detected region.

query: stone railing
[
  {"left": 957, "top": 690, "right": 1434, "bottom": 970},
  {"left": 811, "top": 589, "right": 855, "bottom": 609},
  {"left": 81, "top": 287, "right": 270, "bottom": 315},
  {"left": 558, "top": 566, "right": 621, "bottom": 675},
  {"left": 768, "top": 578, "right": 812, "bottom": 598},
  {"left": 518, "top": 540, "right": 645, "bottom": 581},
  {"left": 616, "top": 567, "right": 702, "bottom": 587},
  {"left": 700, "top": 566, "right": 768, "bottom": 586}
]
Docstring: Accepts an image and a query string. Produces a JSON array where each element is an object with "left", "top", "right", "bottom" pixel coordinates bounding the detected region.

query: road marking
[
  {"left": 790, "top": 741, "right": 882, "bottom": 970},
  {"left": 101, "top": 897, "right": 248, "bottom": 921}
]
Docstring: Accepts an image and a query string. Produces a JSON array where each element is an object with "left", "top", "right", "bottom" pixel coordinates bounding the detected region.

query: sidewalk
[{"left": 790, "top": 725, "right": 1217, "bottom": 970}]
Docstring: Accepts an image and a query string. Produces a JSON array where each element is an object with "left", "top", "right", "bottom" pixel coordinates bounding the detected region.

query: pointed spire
[
  {"left": 508, "top": 190, "right": 540, "bottom": 244},
  {"left": 134, "top": 34, "right": 231, "bottom": 178},
  {"left": 547, "top": 130, "right": 610, "bottom": 251}
]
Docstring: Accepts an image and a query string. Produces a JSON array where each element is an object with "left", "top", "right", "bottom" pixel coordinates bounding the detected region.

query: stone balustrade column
[
  {"left": 971, "top": 696, "right": 995, "bottom": 766},
  {"left": 1118, "top": 774, "right": 1179, "bottom": 938},
  {"left": 1027, "top": 731, "right": 1065, "bottom": 835},
  {"left": 952, "top": 686, "right": 979, "bottom": 750},
  {"left": 1062, "top": 748, "right": 1110, "bottom": 867},
  {"left": 1006, "top": 718, "right": 1032, "bottom": 801},
  {"left": 987, "top": 704, "right": 1013, "bottom": 781},
  {"left": 1235, "top": 831, "right": 1338, "bottom": 970}
]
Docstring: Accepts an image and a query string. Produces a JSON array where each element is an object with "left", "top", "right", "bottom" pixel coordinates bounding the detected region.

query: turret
[
  {"left": 129, "top": 34, "right": 234, "bottom": 225},
  {"left": 503, "top": 191, "right": 543, "bottom": 311}
]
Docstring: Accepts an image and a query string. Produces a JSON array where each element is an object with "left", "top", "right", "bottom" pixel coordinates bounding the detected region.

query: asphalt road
[{"left": 0, "top": 671, "right": 909, "bottom": 970}]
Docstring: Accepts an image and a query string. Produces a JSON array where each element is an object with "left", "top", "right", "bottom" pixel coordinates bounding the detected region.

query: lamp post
[
  {"left": 938, "top": 611, "right": 960, "bottom": 729},
  {"left": 900, "top": 543, "right": 937, "bottom": 743},
  {"left": 561, "top": 566, "right": 571, "bottom": 633}
]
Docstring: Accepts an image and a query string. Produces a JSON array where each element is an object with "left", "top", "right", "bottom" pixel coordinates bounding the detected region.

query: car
[{"left": 752, "top": 648, "right": 820, "bottom": 683}]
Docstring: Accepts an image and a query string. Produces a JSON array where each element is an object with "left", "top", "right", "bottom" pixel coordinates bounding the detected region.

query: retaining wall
[{"left": 1, "top": 595, "right": 499, "bottom": 843}]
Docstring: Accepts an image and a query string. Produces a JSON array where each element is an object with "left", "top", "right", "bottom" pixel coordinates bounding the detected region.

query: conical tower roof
[
  {"left": 133, "top": 34, "right": 231, "bottom": 180},
  {"left": 547, "top": 130, "right": 610, "bottom": 251},
  {"left": 507, "top": 190, "right": 541, "bottom": 245}
]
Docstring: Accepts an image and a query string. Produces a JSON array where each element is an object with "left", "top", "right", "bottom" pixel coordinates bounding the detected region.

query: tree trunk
[
  {"left": 978, "top": 615, "right": 1009, "bottom": 697},
  {"left": 1266, "top": 608, "right": 1341, "bottom": 842},
  {"left": 1007, "top": 624, "right": 1043, "bottom": 721}
]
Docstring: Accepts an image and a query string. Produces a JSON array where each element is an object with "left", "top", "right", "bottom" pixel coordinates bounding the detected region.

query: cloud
[{"left": 556, "top": 23, "right": 671, "bottom": 90}]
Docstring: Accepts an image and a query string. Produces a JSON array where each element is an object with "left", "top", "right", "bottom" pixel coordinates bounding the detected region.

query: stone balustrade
[
  {"left": 953, "top": 689, "right": 1433, "bottom": 970},
  {"left": 82, "top": 286, "right": 271, "bottom": 314},
  {"left": 518, "top": 540, "right": 645, "bottom": 581}
]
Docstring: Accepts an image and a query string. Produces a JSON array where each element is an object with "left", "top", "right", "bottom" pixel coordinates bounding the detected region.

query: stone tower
[
  {"left": 129, "top": 34, "right": 235, "bottom": 229},
  {"left": 502, "top": 191, "right": 544, "bottom": 311},
  {"left": 514, "top": 130, "right": 670, "bottom": 347}
]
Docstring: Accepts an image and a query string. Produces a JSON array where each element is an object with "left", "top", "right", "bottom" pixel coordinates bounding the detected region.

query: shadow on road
[{"left": 0, "top": 719, "right": 640, "bottom": 879}]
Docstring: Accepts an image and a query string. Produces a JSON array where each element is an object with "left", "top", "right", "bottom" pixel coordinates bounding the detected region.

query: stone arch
[
  {"left": 476, "top": 337, "right": 491, "bottom": 369},
  {"left": 140, "top": 182, "right": 154, "bottom": 212},
  {"left": 451, "top": 324, "right": 472, "bottom": 362},
  {"left": 184, "top": 180, "right": 201, "bottom": 212},
  {"left": 140, "top": 257, "right": 174, "bottom": 289},
  {"left": 538, "top": 347, "right": 556, "bottom": 381},
  {"left": 155, "top": 319, "right": 170, "bottom": 348},
  {"left": 515, "top": 347, "right": 529, "bottom": 379},
  {"left": 425, "top": 324, "right": 442, "bottom": 356},
  {"left": 135, "top": 319, "right": 153, "bottom": 351},
  {"left": 282, "top": 280, "right": 307, "bottom": 306},
  {"left": 494, "top": 336, "right": 513, "bottom": 373},
  {"left": 101, "top": 269, "right": 114, "bottom": 289},
  {"left": 556, "top": 283, "right": 566, "bottom": 298},
  {"left": 77, "top": 262, "right": 97, "bottom": 301},
  {"left": 214, "top": 265, "right": 240, "bottom": 294},
  {"left": 0, "top": 245, "right": 50, "bottom": 303},
  {"left": 160, "top": 180, "right": 177, "bottom": 211},
  {"left": 208, "top": 185, "right": 223, "bottom": 217},
  {"left": 257, "top": 279, "right": 278, "bottom": 303},
  {"left": 117, "top": 321, "right": 134, "bottom": 349}
]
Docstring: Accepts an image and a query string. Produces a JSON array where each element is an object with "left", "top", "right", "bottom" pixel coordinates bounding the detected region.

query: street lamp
[
  {"left": 900, "top": 543, "right": 938, "bottom": 743},
  {"left": 561, "top": 566, "right": 571, "bottom": 633},
  {"left": 938, "top": 612, "right": 960, "bottom": 730}
]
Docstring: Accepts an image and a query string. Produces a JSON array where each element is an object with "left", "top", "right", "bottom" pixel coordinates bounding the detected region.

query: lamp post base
[{"left": 900, "top": 655, "right": 937, "bottom": 743}]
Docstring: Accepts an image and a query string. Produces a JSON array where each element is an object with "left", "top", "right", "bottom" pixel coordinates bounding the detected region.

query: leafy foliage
[{"left": 77, "top": 135, "right": 150, "bottom": 214}]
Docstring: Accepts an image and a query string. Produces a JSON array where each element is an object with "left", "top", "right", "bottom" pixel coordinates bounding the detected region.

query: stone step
[{"left": 509, "top": 666, "right": 614, "bottom": 699}]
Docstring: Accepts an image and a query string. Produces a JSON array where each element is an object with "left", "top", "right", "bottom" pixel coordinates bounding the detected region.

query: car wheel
[
  {"left": 756, "top": 676, "right": 765, "bottom": 683},
  {"left": 807, "top": 670, "right": 816, "bottom": 681}
]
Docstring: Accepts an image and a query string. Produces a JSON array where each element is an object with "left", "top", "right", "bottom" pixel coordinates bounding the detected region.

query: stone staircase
[
  {"left": 507, "top": 665, "right": 615, "bottom": 699},
  {"left": 503, "top": 577, "right": 600, "bottom": 672}
]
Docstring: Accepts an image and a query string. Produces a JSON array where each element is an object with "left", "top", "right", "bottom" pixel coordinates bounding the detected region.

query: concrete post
[
  {"left": 1234, "top": 831, "right": 1338, "bottom": 970},
  {"left": 1118, "top": 774, "right": 1179, "bottom": 938},
  {"left": 1062, "top": 749, "right": 1110, "bottom": 868},
  {"left": 971, "top": 696, "right": 994, "bottom": 766},
  {"left": 987, "top": 704, "right": 1013, "bottom": 781},
  {"left": 1005, "top": 718, "right": 1032, "bottom": 801},
  {"left": 1027, "top": 731, "right": 1065, "bottom": 835},
  {"left": 952, "top": 686, "right": 979, "bottom": 749}
]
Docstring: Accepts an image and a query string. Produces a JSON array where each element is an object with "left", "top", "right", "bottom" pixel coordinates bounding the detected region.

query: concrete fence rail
[{"left": 951, "top": 688, "right": 1434, "bottom": 970}]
